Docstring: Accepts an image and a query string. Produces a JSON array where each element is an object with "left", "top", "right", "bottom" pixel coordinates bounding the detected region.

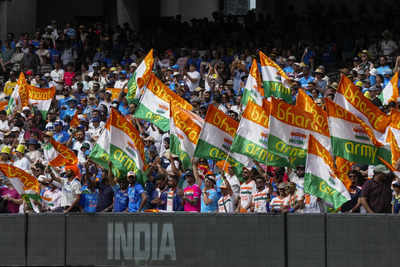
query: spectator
[
  {"left": 200, "top": 173, "right": 218, "bottom": 213},
  {"left": 361, "top": 165, "right": 393, "bottom": 213},
  {"left": 126, "top": 171, "right": 147, "bottom": 212}
]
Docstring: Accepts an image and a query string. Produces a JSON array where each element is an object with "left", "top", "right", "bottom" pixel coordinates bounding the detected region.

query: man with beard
[
  {"left": 163, "top": 175, "right": 183, "bottom": 212},
  {"left": 289, "top": 165, "right": 305, "bottom": 199},
  {"left": 237, "top": 167, "right": 256, "bottom": 213},
  {"left": 251, "top": 176, "right": 271, "bottom": 213}
]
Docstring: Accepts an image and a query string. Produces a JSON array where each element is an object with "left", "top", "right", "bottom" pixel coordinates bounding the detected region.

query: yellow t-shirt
[{"left": 3, "top": 81, "right": 17, "bottom": 96}]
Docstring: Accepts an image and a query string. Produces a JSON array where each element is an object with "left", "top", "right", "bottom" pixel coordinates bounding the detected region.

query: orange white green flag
[
  {"left": 126, "top": 49, "right": 154, "bottom": 104},
  {"left": 90, "top": 108, "right": 147, "bottom": 183},
  {"left": 170, "top": 104, "right": 204, "bottom": 169},
  {"left": 387, "top": 110, "right": 400, "bottom": 167},
  {"left": 134, "top": 73, "right": 192, "bottom": 131},
  {"left": 27, "top": 84, "right": 56, "bottom": 118},
  {"left": 241, "top": 59, "right": 264, "bottom": 107},
  {"left": 304, "top": 135, "right": 350, "bottom": 209},
  {"left": 335, "top": 74, "right": 390, "bottom": 144},
  {"left": 335, "top": 157, "right": 353, "bottom": 190},
  {"left": 230, "top": 100, "right": 286, "bottom": 166},
  {"left": 296, "top": 89, "right": 329, "bottom": 136},
  {"left": 267, "top": 97, "right": 330, "bottom": 166},
  {"left": 259, "top": 51, "right": 292, "bottom": 103},
  {"left": 7, "top": 72, "right": 29, "bottom": 115},
  {"left": 193, "top": 104, "right": 252, "bottom": 174},
  {"left": 43, "top": 137, "right": 78, "bottom": 167},
  {"left": 379, "top": 72, "right": 399, "bottom": 105},
  {"left": 325, "top": 98, "right": 391, "bottom": 165}
]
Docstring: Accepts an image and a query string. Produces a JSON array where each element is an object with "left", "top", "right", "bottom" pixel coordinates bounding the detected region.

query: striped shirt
[
  {"left": 270, "top": 196, "right": 289, "bottom": 212},
  {"left": 252, "top": 188, "right": 269, "bottom": 213},
  {"left": 218, "top": 195, "right": 234, "bottom": 213},
  {"left": 239, "top": 180, "right": 256, "bottom": 212}
]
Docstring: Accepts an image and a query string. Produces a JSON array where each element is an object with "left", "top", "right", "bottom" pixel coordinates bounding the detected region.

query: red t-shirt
[{"left": 64, "top": 72, "right": 75, "bottom": 86}]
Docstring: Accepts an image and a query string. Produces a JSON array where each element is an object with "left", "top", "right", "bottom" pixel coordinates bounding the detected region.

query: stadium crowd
[{"left": 0, "top": 9, "right": 399, "bottom": 214}]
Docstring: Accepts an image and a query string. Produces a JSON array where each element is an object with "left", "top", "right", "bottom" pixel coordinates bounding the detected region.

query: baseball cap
[
  {"left": 130, "top": 62, "right": 138, "bottom": 68},
  {"left": 38, "top": 175, "right": 48, "bottom": 183},
  {"left": 374, "top": 164, "right": 390, "bottom": 174},
  {"left": 278, "top": 183, "right": 288, "bottom": 189},
  {"left": 11, "top": 126, "right": 20, "bottom": 132},
  {"left": 183, "top": 170, "right": 194, "bottom": 178},
  {"left": 127, "top": 171, "right": 136, "bottom": 177}
]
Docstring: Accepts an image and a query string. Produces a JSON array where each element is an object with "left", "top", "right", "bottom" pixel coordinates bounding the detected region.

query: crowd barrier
[{"left": 0, "top": 213, "right": 399, "bottom": 267}]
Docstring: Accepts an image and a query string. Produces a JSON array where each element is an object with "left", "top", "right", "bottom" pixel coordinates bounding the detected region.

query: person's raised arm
[
  {"left": 192, "top": 158, "right": 202, "bottom": 186},
  {"left": 168, "top": 154, "right": 182, "bottom": 177}
]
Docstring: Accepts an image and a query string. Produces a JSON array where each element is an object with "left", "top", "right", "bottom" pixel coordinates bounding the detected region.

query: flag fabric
[
  {"left": 107, "top": 88, "right": 128, "bottom": 101},
  {"left": 296, "top": 89, "right": 329, "bottom": 135},
  {"left": 241, "top": 59, "right": 264, "bottom": 107},
  {"left": 335, "top": 157, "right": 353, "bottom": 190},
  {"left": 134, "top": 74, "right": 192, "bottom": 131},
  {"left": 90, "top": 108, "right": 147, "bottom": 182},
  {"left": 267, "top": 97, "right": 330, "bottom": 166},
  {"left": 231, "top": 100, "right": 286, "bottom": 166},
  {"left": 259, "top": 51, "right": 292, "bottom": 103},
  {"left": 379, "top": 72, "right": 399, "bottom": 105},
  {"left": 43, "top": 137, "right": 78, "bottom": 167},
  {"left": 325, "top": 98, "right": 391, "bottom": 165},
  {"left": 0, "top": 164, "right": 40, "bottom": 194},
  {"left": 304, "top": 135, "right": 351, "bottom": 209},
  {"left": 7, "top": 72, "right": 29, "bottom": 115},
  {"left": 27, "top": 85, "right": 56, "bottom": 118},
  {"left": 170, "top": 104, "right": 204, "bottom": 169},
  {"left": 335, "top": 74, "right": 390, "bottom": 144},
  {"left": 387, "top": 110, "right": 400, "bottom": 167},
  {"left": 70, "top": 111, "right": 79, "bottom": 128},
  {"left": 194, "top": 104, "right": 252, "bottom": 173},
  {"left": 126, "top": 49, "right": 154, "bottom": 104}
]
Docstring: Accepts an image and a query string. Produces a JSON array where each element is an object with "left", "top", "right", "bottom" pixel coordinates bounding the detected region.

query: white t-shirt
[
  {"left": 50, "top": 69, "right": 65, "bottom": 90},
  {"left": 381, "top": 40, "right": 398, "bottom": 56},
  {"left": 289, "top": 172, "right": 305, "bottom": 198},
  {"left": 301, "top": 194, "right": 323, "bottom": 213},
  {"left": 226, "top": 174, "right": 240, "bottom": 205},
  {"left": 13, "top": 157, "right": 31, "bottom": 173},
  {"left": 0, "top": 120, "right": 9, "bottom": 139},
  {"left": 184, "top": 71, "right": 200, "bottom": 92},
  {"left": 218, "top": 194, "right": 234, "bottom": 213},
  {"left": 252, "top": 187, "right": 270, "bottom": 213},
  {"left": 42, "top": 188, "right": 62, "bottom": 211},
  {"left": 60, "top": 178, "right": 81, "bottom": 207},
  {"left": 239, "top": 180, "right": 256, "bottom": 211},
  {"left": 114, "top": 79, "right": 128, "bottom": 89}
]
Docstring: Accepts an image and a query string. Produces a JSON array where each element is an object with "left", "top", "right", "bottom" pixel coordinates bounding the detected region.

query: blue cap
[
  {"left": 28, "top": 139, "right": 38, "bottom": 145},
  {"left": 54, "top": 120, "right": 62, "bottom": 126},
  {"left": 172, "top": 64, "right": 179, "bottom": 70},
  {"left": 91, "top": 117, "right": 99, "bottom": 123}
]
